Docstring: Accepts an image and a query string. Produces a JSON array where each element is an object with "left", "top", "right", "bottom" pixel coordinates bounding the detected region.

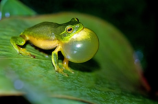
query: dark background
[{"left": 0, "top": 0, "right": 157, "bottom": 103}]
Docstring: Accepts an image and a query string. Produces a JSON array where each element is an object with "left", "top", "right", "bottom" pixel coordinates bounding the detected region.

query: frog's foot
[
  {"left": 19, "top": 47, "right": 35, "bottom": 58},
  {"left": 58, "top": 61, "right": 74, "bottom": 74},
  {"left": 55, "top": 66, "right": 68, "bottom": 77},
  {"left": 63, "top": 64, "right": 74, "bottom": 74}
]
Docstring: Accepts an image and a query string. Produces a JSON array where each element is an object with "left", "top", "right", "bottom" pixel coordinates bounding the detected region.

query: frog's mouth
[{"left": 74, "top": 24, "right": 84, "bottom": 35}]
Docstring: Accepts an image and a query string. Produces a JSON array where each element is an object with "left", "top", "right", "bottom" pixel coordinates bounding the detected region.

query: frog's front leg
[
  {"left": 10, "top": 36, "right": 35, "bottom": 58},
  {"left": 52, "top": 46, "right": 74, "bottom": 76},
  {"left": 52, "top": 46, "right": 68, "bottom": 76}
]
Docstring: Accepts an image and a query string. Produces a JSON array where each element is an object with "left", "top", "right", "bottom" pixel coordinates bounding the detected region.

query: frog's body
[
  {"left": 21, "top": 22, "right": 59, "bottom": 50},
  {"left": 10, "top": 18, "right": 99, "bottom": 76}
]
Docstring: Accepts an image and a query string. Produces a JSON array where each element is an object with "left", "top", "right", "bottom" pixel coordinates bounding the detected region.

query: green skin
[{"left": 10, "top": 18, "right": 99, "bottom": 76}]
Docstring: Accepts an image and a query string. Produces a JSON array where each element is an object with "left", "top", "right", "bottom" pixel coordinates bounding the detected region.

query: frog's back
[
  {"left": 20, "top": 22, "right": 60, "bottom": 50},
  {"left": 21, "top": 22, "right": 59, "bottom": 40}
]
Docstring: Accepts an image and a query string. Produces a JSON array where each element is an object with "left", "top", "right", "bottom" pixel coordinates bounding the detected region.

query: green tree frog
[{"left": 10, "top": 18, "right": 99, "bottom": 76}]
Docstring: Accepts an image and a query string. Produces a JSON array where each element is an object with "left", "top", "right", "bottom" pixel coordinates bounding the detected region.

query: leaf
[
  {"left": 0, "top": 12, "right": 156, "bottom": 103},
  {"left": 0, "top": 74, "right": 22, "bottom": 96},
  {"left": 0, "top": 0, "right": 36, "bottom": 19}
]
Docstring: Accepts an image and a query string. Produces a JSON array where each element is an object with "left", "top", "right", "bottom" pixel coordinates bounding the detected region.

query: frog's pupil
[{"left": 68, "top": 28, "right": 72, "bottom": 31}]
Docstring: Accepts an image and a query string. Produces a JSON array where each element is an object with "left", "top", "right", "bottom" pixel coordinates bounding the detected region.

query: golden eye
[{"left": 66, "top": 27, "right": 73, "bottom": 33}]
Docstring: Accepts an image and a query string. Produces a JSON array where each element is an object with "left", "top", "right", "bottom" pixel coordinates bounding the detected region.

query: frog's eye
[
  {"left": 66, "top": 27, "right": 73, "bottom": 33},
  {"left": 75, "top": 18, "right": 79, "bottom": 22}
]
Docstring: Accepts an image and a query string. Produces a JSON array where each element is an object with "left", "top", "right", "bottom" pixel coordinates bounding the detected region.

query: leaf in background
[
  {"left": 0, "top": 74, "right": 22, "bottom": 96},
  {"left": 0, "top": 12, "right": 156, "bottom": 103},
  {"left": 0, "top": 0, "right": 36, "bottom": 20}
]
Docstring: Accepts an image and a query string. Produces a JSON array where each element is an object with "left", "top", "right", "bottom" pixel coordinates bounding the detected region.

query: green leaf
[
  {"left": 0, "top": 0, "right": 36, "bottom": 19},
  {"left": 0, "top": 12, "right": 156, "bottom": 104},
  {"left": 0, "top": 74, "right": 22, "bottom": 96}
]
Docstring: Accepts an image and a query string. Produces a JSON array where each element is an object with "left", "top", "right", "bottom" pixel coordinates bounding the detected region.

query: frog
[{"left": 10, "top": 18, "right": 99, "bottom": 76}]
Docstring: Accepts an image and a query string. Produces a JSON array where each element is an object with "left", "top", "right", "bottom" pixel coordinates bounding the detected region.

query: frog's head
[
  {"left": 57, "top": 18, "right": 84, "bottom": 41},
  {"left": 59, "top": 18, "right": 99, "bottom": 63}
]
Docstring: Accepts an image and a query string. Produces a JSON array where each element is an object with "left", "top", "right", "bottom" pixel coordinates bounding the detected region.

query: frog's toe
[
  {"left": 55, "top": 67, "right": 68, "bottom": 77},
  {"left": 30, "top": 54, "right": 36, "bottom": 58},
  {"left": 64, "top": 67, "right": 74, "bottom": 74},
  {"left": 62, "top": 72, "right": 69, "bottom": 77},
  {"left": 19, "top": 47, "right": 35, "bottom": 58},
  {"left": 67, "top": 68, "right": 74, "bottom": 74},
  {"left": 55, "top": 71, "right": 68, "bottom": 77},
  {"left": 57, "top": 61, "right": 74, "bottom": 76}
]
